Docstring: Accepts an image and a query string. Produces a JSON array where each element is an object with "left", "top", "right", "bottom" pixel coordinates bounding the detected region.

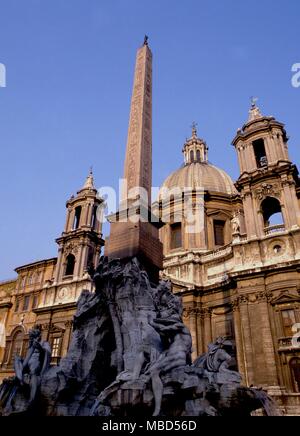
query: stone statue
[
  {"left": 193, "top": 337, "right": 241, "bottom": 384},
  {"left": 0, "top": 326, "right": 51, "bottom": 414},
  {"left": 14, "top": 326, "right": 51, "bottom": 406},
  {"left": 148, "top": 315, "right": 192, "bottom": 415},
  {"left": 231, "top": 213, "right": 241, "bottom": 235}
]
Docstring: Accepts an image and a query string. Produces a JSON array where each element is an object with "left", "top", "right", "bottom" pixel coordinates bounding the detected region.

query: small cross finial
[
  {"left": 143, "top": 35, "right": 149, "bottom": 46},
  {"left": 191, "top": 121, "right": 198, "bottom": 138},
  {"left": 250, "top": 96, "right": 258, "bottom": 108}
]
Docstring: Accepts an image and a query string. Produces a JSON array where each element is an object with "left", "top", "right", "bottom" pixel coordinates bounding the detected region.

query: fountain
[{"left": 0, "top": 257, "right": 280, "bottom": 417}]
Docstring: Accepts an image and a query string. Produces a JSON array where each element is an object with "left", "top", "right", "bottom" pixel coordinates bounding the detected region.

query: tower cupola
[{"left": 183, "top": 123, "right": 208, "bottom": 165}]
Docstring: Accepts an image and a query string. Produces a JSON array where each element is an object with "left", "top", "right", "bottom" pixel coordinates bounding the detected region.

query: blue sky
[{"left": 0, "top": 0, "right": 299, "bottom": 279}]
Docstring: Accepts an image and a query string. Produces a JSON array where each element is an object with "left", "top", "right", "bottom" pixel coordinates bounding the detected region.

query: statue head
[{"left": 28, "top": 325, "right": 42, "bottom": 346}]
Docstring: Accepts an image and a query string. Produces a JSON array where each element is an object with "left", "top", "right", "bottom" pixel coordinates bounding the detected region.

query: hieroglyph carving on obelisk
[{"left": 122, "top": 43, "right": 152, "bottom": 206}]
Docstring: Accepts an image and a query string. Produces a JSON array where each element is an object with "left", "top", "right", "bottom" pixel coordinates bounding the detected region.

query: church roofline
[
  {"left": 14, "top": 257, "right": 57, "bottom": 273},
  {"left": 0, "top": 278, "right": 17, "bottom": 286}
]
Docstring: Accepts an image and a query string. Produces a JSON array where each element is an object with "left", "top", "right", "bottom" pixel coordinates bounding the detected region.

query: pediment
[
  {"left": 270, "top": 292, "right": 300, "bottom": 305},
  {"left": 206, "top": 209, "right": 232, "bottom": 219}
]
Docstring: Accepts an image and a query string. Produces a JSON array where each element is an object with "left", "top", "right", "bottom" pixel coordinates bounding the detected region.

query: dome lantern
[{"left": 182, "top": 123, "right": 208, "bottom": 165}]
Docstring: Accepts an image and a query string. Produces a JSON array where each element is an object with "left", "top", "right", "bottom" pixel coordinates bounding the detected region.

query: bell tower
[
  {"left": 54, "top": 170, "right": 105, "bottom": 284},
  {"left": 232, "top": 101, "right": 300, "bottom": 239}
]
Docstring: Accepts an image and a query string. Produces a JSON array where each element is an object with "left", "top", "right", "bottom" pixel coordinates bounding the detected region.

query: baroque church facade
[{"left": 0, "top": 43, "right": 300, "bottom": 415}]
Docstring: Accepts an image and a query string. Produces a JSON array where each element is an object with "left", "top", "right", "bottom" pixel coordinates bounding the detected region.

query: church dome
[
  {"left": 160, "top": 124, "right": 237, "bottom": 196},
  {"left": 160, "top": 161, "right": 237, "bottom": 196}
]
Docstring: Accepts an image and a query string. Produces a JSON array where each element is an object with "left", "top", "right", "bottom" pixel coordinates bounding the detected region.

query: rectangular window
[
  {"left": 32, "top": 294, "right": 38, "bottom": 309},
  {"left": 73, "top": 206, "right": 82, "bottom": 230},
  {"left": 282, "top": 309, "right": 296, "bottom": 337},
  {"left": 170, "top": 223, "right": 182, "bottom": 250},
  {"left": 214, "top": 220, "right": 225, "bottom": 247},
  {"left": 22, "top": 295, "right": 30, "bottom": 312},
  {"left": 15, "top": 298, "right": 21, "bottom": 312},
  {"left": 51, "top": 337, "right": 62, "bottom": 358},
  {"left": 253, "top": 139, "right": 267, "bottom": 168}
]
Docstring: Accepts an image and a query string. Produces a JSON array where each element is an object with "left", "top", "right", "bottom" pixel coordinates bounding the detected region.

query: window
[
  {"left": 91, "top": 205, "right": 98, "bottom": 229},
  {"left": 290, "top": 358, "right": 300, "bottom": 393},
  {"left": 65, "top": 254, "right": 75, "bottom": 276},
  {"left": 261, "top": 197, "right": 284, "bottom": 227},
  {"left": 27, "top": 274, "right": 33, "bottom": 286},
  {"left": 170, "top": 223, "right": 182, "bottom": 250},
  {"left": 86, "top": 247, "right": 94, "bottom": 269},
  {"left": 32, "top": 294, "right": 38, "bottom": 309},
  {"left": 273, "top": 245, "right": 282, "bottom": 254},
  {"left": 196, "top": 149, "right": 201, "bottom": 162},
  {"left": 253, "top": 139, "right": 267, "bottom": 168},
  {"left": 73, "top": 206, "right": 82, "bottom": 230},
  {"left": 214, "top": 220, "right": 225, "bottom": 247},
  {"left": 15, "top": 298, "right": 21, "bottom": 313},
  {"left": 282, "top": 309, "right": 296, "bottom": 337},
  {"left": 23, "top": 295, "right": 30, "bottom": 312},
  {"left": 10, "top": 331, "right": 24, "bottom": 364},
  {"left": 51, "top": 337, "right": 62, "bottom": 358},
  {"left": 190, "top": 150, "right": 194, "bottom": 163}
]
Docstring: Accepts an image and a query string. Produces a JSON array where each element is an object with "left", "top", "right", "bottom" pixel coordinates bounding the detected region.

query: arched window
[
  {"left": 91, "top": 205, "right": 98, "bottom": 229},
  {"left": 196, "top": 149, "right": 201, "bottom": 162},
  {"left": 290, "top": 358, "right": 300, "bottom": 392},
  {"left": 10, "top": 330, "right": 24, "bottom": 365},
  {"left": 73, "top": 206, "right": 82, "bottom": 230},
  {"left": 65, "top": 254, "right": 75, "bottom": 277},
  {"left": 190, "top": 150, "right": 194, "bottom": 163},
  {"left": 261, "top": 197, "right": 284, "bottom": 228},
  {"left": 253, "top": 138, "right": 268, "bottom": 168}
]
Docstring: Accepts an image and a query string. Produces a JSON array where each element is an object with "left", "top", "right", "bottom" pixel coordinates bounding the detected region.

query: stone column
[
  {"left": 257, "top": 293, "right": 279, "bottom": 386},
  {"left": 238, "top": 296, "right": 255, "bottom": 386},
  {"left": 61, "top": 321, "right": 73, "bottom": 357},
  {"left": 282, "top": 181, "right": 299, "bottom": 229},
  {"left": 246, "top": 143, "right": 257, "bottom": 172},
  {"left": 242, "top": 191, "right": 257, "bottom": 239},
  {"left": 265, "top": 136, "right": 276, "bottom": 164},
  {"left": 196, "top": 309, "right": 205, "bottom": 355},
  {"left": 232, "top": 300, "right": 247, "bottom": 385},
  {"left": 203, "top": 308, "right": 212, "bottom": 351},
  {"left": 64, "top": 207, "right": 72, "bottom": 233},
  {"left": 68, "top": 209, "right": 75, "bottom": 232},
  {"left": 189, "top": 308, "right": 198, "bottom": 359}
]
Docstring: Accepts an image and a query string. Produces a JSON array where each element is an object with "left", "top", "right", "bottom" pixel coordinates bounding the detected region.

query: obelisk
[
  {"left": 122, "top": 35, "right": 152, "bottom": 206},
  {"left": 105, "top": 37, "right": 163, "bottom": 282}
]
